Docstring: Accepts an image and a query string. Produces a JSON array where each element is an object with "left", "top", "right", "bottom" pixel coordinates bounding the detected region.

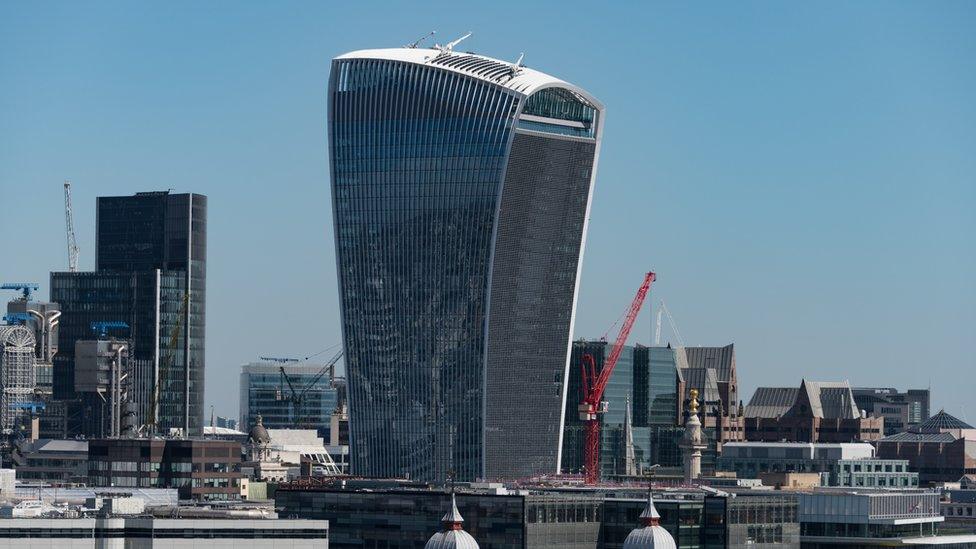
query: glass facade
[
  {"left": 276, "top": 487, "right": 602, "bottom": 548},
  {"left": 329, "top": 51, "right": 602, "bottom": 481},
  {"left": 50, "top": 270, "right": 187, "bottom": 435},
  {"left": 563, "top": 342, "right": 655, "bottom": 477},
  {"left": 239, "top": 361, "right": 340, "bottom": 438},
  {"left": 601, "top": 497, "right": 705, "bottom": 548},
  {"left": 648, "top": 347, "right": 680, "bottom": 425},
  {"left": 95, "top": 192, "right": 206, "bottom": 434}
]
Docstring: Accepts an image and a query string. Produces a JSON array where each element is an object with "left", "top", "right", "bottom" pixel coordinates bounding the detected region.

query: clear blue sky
[{"left": 2, "top": 2, "right": 973, "bottom": 420}]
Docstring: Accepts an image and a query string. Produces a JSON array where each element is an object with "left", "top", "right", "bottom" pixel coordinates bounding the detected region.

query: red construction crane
[{"left": 579, "top": 271, "right": 655, "bottom": 485}]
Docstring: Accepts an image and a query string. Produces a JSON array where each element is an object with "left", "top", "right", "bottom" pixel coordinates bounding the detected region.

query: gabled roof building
[
  {"left": 676, "top": 345, "right": 746, "bottom": 462},
  {"left": 682, "top": 344, "right": 738, "bottom": 410},
  {"left": 744, "top": 380, "right": 884, "bottom": 443}
]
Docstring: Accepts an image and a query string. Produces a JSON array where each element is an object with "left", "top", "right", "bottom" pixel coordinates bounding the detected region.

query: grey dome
[{"left": 248, "top": 414, "right": 271, "bottom": 444}]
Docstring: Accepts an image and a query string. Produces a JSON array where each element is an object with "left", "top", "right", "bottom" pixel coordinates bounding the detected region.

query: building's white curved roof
[
  {"left": 623, "top": 526, "right": 678, "bottom": 549},
  {"left": 425, "top": 529, "right": 480, "bottom": 549},
  {"left": 334, "top": 47, "right": 603, "bottom": 109}
]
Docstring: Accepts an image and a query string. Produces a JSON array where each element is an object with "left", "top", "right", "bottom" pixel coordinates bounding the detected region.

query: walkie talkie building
[{"left": 329, "top": 43, "right": 604, "bottom": 481}]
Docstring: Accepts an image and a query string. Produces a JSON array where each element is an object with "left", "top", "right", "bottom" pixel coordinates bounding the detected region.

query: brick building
[
  {"left": 876, "top": 410, "right": 976, "bottom": 485},
  {"left": 88, "top": 438, "right": 242, "bottom": 501},
  {"left": 680, "top": 344, "right": 746, "bottom": 445},
  {"left": 744, "top": 380, "right": 884, "bottom": 443}
]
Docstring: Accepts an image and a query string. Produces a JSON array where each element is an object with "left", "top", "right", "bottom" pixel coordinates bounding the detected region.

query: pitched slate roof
[
  {"left": 788, "top": 380, "right": 860, "bottom": 420},
  {"left": 682, "top": 345, "right": 735, "bottom": 383},
  {"left": 879, "top": 431, "right": 957, "bottom": 443},
  {"left": 681, "top": 367, "right": 721, "bottom": 404},
  {"left": 744, "top": 387, "right": 799, "bottom": 419},
  {"left": 914, "top": 410, "right": 973, "bottom": 432}
]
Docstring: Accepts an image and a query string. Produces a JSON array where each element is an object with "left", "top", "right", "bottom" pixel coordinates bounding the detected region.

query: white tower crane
[
  {"left": 64, "top": 180, "right": 79, "bottom": 272},
  {"left": 654, "top": 300, "right": 686, "bottom": 347}
]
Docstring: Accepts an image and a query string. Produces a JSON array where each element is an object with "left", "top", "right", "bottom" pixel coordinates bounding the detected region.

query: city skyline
[{"left": 1, "top": 2, "right": 974, "bottom": 420}]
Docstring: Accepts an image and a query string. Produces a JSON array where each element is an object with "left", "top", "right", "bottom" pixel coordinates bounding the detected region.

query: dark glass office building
[
  {"left": 51, "top": 270, "right": 186, "bottom": 434},
  {"left": 95, "top": 191, "right": 206, "bottom": 434},
  {"left": 50, "top": 191, "right": 206, "bottom": 435},
  {"left": 329, "top": 46, "right": 604, "bottom": 481},
  {"left": 563, "top": 342, "right": 652, "bottom": 477},
  {"left": 96, "top": 191, "right": 206, "bottom": 434},
  {"left": 276, "top": 485, "right": 603, "bottom": 548}
]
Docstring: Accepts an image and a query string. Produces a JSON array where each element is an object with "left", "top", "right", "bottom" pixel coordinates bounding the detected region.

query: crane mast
[
  {"left": 579, "top": 271, "right": 655, "bottom": 485},
  {"left": 279, "top": 350, "right": 343, "bottom": 428},
  {"left": 64, "top": 180, "right": 79, "bottom": 272}
]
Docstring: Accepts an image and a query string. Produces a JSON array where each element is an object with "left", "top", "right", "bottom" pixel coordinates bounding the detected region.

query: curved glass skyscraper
[{"left": 329, "top": 45, "right": 604, "bottom": 481}]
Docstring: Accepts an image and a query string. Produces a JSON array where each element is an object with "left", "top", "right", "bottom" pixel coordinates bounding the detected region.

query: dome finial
[
  {"left": 639, "top": 487, "right": 661, "bottom": 527},
  {"left": 442, "top": 490, "right": 464, "bottom": 530},
  {"left": 426, "top": 470, "right": 479, "bottom": 548},
  {"left": 622, "top": 476, "right": 675, "bottom": 549}
]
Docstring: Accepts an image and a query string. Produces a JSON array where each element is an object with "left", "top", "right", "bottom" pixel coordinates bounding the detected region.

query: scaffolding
[{"left": 0, "top": 325, "right": 37, "bottom": 432}]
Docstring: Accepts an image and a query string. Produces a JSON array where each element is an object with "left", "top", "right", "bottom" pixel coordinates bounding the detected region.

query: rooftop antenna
[
  {"left": 405, "top": 30, "right": 436, "bottom": 49},
  {"left": 438, "top": 31, "right": 472, "bottom": 52},
  {"left": 509, "top": 52, "right": 525, "bottom": 76}
]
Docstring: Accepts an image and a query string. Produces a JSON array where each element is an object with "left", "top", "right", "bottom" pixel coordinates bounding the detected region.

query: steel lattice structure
[{"left": 0, "top": 325, "right": 37, "bottom": 431}]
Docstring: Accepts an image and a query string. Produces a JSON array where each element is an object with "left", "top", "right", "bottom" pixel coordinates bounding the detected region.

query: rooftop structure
[
  {"left": 425, "top": 491, "right": 479, "bottom": 549},
  {"left": 622, "top": 491, "right": 676, "bottom": 549},
  {"left": 4, "top": 294, "right": 59, "bottom": 396},
  {"left": 676, "top": 344, "right": 745, "bottom": 458},
  {"left": 796, "top": 489, "right": 976, "bottom": 546},
  {"left": 0, "top": 517, "right": 328, "bottom": 548},
  {"left": 745, "top": 380, "right": 884, "bottom": 443},
  {"left": 277, "top": 482, "right": 604, "bottom": 548},
  {"left": 72, "top": 338, "right": 133, "bottom": 438},
  {"left": 852, "top": 387, "right": 931, "bottom": 435},
  {"left": 244, "top": 424, "right": 347, "bottom": 481},
  {"left": 828, "top": 458, "right": 919, "bottom": 489},
  {"left": 0, "top": 325, "right": 37, "bottom": 433},
  {"left": 718, "top": 441, "right": 876, "bottom": 479},
  {"left": 13, "top": 485, "right": 179, "bottom": 507},
  {"left": 876, "top": 410, "right": 976, "bottom": 485},
  {"left": 681, "top": 344, "right": 738, "bottom": 411},
  {"left": 744, "top": 386, "right": 799, "bottom": 419},
  {"left": 330, "top": 42, "right": 604, "bottom": 481},
  {"left": 10, "top": 438, "right": 89, "bottom": 484},
  {"left": 916, "top": 410, "right": 974, "bottom": 432}
]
